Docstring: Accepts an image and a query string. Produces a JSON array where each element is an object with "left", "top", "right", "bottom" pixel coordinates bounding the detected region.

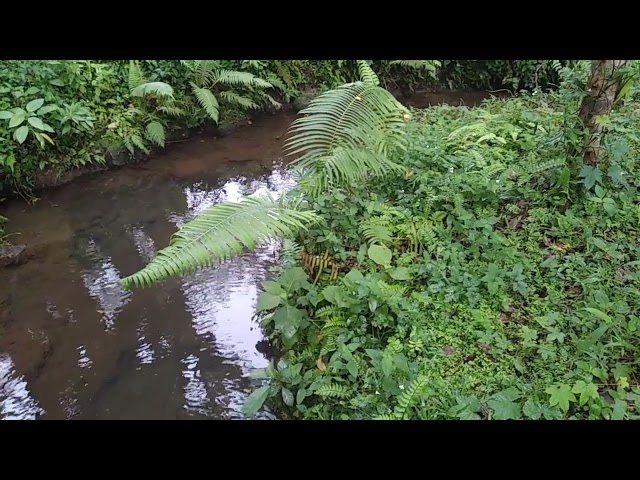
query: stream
[{"left": 0, "top": 91, "right": 495, "bottom": 420}]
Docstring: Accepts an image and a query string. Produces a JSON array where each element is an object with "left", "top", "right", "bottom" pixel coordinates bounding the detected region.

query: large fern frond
[
  {"left": 284, "top": 81, "right": 409, "bottom": 194},
  {"left": 119, "top": 194, "right": 318, "bottom": 288},
  {"left": 213, "top": 70, "right": 273, "bottom": 89},
  {"left": 297, "top": 146, "right": 405, "bottom": 196},
  {"left": 131, "top": 82, "right": 174, "bottom": 98},
  {"left": 356, "top": 60, "right": 380, "bottom": 86},
  {"left": 190, "top": 82, "right": 219, "bottom": 123},
  {"left": 219, "top": 90, "right": 259, "bottom": 109}
]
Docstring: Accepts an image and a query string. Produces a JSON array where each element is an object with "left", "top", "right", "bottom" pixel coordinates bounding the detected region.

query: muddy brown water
[{"left": 0, "top": 91, "right": 500, "bottom": 420}]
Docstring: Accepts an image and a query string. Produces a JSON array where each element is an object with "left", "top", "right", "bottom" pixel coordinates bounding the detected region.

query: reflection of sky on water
[
  {"left": 0, "top": 353, "right": 44, "bottom": 420},
  {"left": 0, "top": 165, "right": 295, "bottom": 419}
]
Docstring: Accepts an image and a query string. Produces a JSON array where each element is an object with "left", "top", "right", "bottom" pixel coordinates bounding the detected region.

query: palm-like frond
[
  {"left": 131, "top": 82, "right": 174, "bottom": 98},
  {"left": 119, "top": 194, "right": 319, "bottom": 288},
  {"left": 219, "top": 90, "right": 259, "bottom": 109},
  {"left": 356, "top": 60, "right": 380, "bottom": 86},
  {"left": 284, "top": 81, "right": 409, "bottom": 194},
  {"left": 213, "top": 70, "right": 272, "bottom": 89},
  {"left": 190, "top": 82, "right": 219, "bottom": 123}
]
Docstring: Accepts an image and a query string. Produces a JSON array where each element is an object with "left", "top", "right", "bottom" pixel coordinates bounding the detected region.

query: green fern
[
  {"left": 121, "top": 64, "right": 412, "bottom": 289},
  {"left": 285, "top": 81, "right": 409, "bottom": 195},
  {"left": 120, "top": 194, "right": 318, "bottom": 288},
  {"left": 131, "top": 82, "right": 174, "bottom": 98},
  {"left": 322, "top": 316, "right": 346, "bottom": 331},
  {"left": 190, "top": 83, "right": 219, "bottom": 123},
  {"left": 315, "top": 383, "right": 350, "bottom": 399},
  {"left": 219, "top": 90, "right": 259, "bottom": 109},
  {"left": 214, "top": 70, "right": 272, "bottom": 89},
  {"left": 144, "top": 121, "right": 166, "bottom": 147},
  {"left": 356, "top": 60, "right": 380, "bottom": 86},
  {"left": 372, "top": 413, "right": 395, "bottom": 420},
  {"left": 392, "top": 375, "right": 428, "bottom": 419},
  {"left": 128, "top": 60, "right": 145, "bottom": 91}
]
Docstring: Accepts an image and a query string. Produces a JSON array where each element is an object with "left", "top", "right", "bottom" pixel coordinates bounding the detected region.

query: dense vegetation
[{"left": 8, "top": 59, "right": 639, "bottom": 420}]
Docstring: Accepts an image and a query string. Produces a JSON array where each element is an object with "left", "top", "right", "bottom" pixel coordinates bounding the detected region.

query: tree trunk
[{"left": 578, "top": 60, "right": 627, "bottom": 165}]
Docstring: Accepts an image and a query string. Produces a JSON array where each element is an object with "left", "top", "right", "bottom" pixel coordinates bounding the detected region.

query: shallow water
[{"left": 0, "top": 112, "right": 297, "bottom": 420}]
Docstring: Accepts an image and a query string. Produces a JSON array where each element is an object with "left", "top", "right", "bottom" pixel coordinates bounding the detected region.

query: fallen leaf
[{"left": 316, "top": 357, "right": 327, "bottom": 371}]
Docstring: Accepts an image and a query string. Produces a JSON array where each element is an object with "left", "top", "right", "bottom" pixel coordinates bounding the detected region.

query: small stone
[
  {"left": 0, "top": 244, "right": 27, "bottom": 267},
  {"left": 442, "top": 345, "right": 456, "bottom": 355}
]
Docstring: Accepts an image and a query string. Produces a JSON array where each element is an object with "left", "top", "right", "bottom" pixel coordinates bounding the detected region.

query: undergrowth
[
  {"left": 247, "top": 92, "right": 640, "bottom": 420},
  {"left": 0, "top": 60, "right": 561, "bottom": 198}
]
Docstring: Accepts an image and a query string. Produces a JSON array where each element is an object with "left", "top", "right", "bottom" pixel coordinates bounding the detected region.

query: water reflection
[
  {"left": 0, "top": 143, "right": 295, "bottom": 419},
  {"left": 0, "top": 353, "right": 44, "bottom": 420},
  {"left": 80, "top": 238, "right": 132, "bottom": 331}
]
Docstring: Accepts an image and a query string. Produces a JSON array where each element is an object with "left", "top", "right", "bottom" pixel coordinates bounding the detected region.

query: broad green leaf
[
  {"left": 242, "top": 385, "right": 271, "bottom": 417},
  {"left": 487, "top": 388, "right": 522, "bottom": 420},
  {"left": 571, "top": 380, "right": 599, "bottom": 406},
  {"left": 37, "top": 105, "right": 58, "bottom": 115},
  {"left": 545, "top": 384, "right": 576, "bottom": 413},
  {"left": 611, "top": 399, "right": 627, "bottom": 420},
  {"left": 389, "top": 267, "right": 411, "bottom": 281},
  {"left": 583, "top": 307, "right": 612, "bottom": 324},
  {"left": 346, "top": 360, "right": 358, "bottom": 378},
  {"left": 322, "top": 285, "right": 341, "bottom": 304},
  {"left": 579, "top": 165, "right": 602, "bottom": 191},
  {"left": 49, "top": 78, "right": 65, "bottom": 87},
  {"left": 522, "top": 399, "right": 562, "bottom": 420},
  {"left": 281, "top": 387, "right": 294, "bottom": 407},
  {"left": 0, "top": 111, "right": 13, "bottom": 119},
  {"left": 368, "top": 244, "right": 392, "bottom": 266},
  {"left": 296, "top": 387, "right": 307, "bottom": 405},
  {"left": 381, "top": 354, "right": 394, "bottom": 376},
  {"left": 26, "top": 98, "right": 44, "bottom": 112},
  {"left": 279, "top": 267, "right": 309, "bottom": 292},
  {"left": 24, "top": 87, "right": 39, "bottom": 95},
  {"left": 273, "top": 305, "right": 305, "bottom": 331},
  {"left": 261, "top": 280, "right": 284, "bottom": 295},
  {"left": 256, "top": 291, "right": 282, "bottom": 312},
  {"left": 14, "top": 125, "right": 28, "bottom": 144},
  {"left": 9, "top": 113, "right": 25, "bottom": 128},
  {"left": 27, "top": 116, "right": 46, "bottom": 130}
]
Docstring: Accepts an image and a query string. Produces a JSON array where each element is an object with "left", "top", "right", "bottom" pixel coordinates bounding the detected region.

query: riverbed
[{"left": 0, "top": 90, "right": 498, "bottom": 420}]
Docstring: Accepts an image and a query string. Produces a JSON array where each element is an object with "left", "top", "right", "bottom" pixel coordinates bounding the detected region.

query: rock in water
[{"left": 0, "top": 244, "right": 27, "bottom": 267}]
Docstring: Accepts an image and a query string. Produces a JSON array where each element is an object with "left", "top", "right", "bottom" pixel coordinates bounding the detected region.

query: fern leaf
[
  {"left": 130, "top": 134, "right": 149, "bottom": 154},
  {"left": 393, "top": 375, "right": 427, "bottom": 420},
  {"left": 213, "top": 70, "right": 273, "bottom": 89},
  {"left": 285, "top": 82, "right": 409, "bottom": 194},
  {"left": 356, "top": 60, "right": 380, "bottom": 86},
  {"left": 144, "top": 121, "right": 166, "bottom": 147},
  {"left": 315, "top": 383, "right": 350, "bottom": 399},
  {"left": 219, "top": 90, "right": 259, "bottom": 109},
  {"left": 372, "top": 413, "right": 395, "bottom": 420},
  {"left": 120, "top": 194, "right": 318, "bottom": 288},
  {"left": 131, "top": 82, "right": 174, "bottom": 98},
  {"left": 191, "top": 82, "right": 220, "bottom": 123},
  {"left": 128, "top": 60, "right": 145, "bottom": 91},
  {"left": 360, "top": 224, "right": 394, "bottom": 245}
]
